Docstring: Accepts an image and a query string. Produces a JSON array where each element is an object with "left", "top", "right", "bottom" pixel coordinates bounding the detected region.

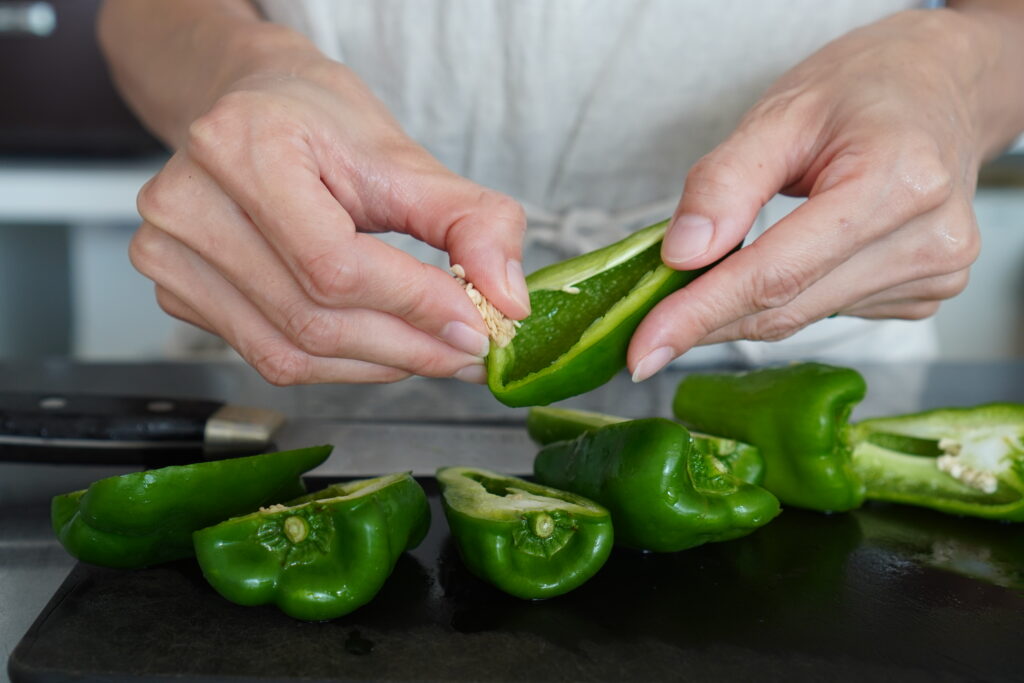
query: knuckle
[
  {"left": 920, "top": 207, "right": 980, "bottom": 274},
  {"left": 893, "top": 140, "right": 954, "bottom": 211},
  {"left": 748, "top": 260, "right": 807, "bottom": 310},
  {"left": 899, "top": 301, "right": 942, "bottom": 321},
  {"left": 152, "top": 287, "right": 183, "bottom": 320},
  {"left": 136, "top": 171, "right": 179, "bottom": 227},
  {"left": 921, "top": 270, "right": 966, "bottom": 301},
  {"left": 128, "top": 225, "right": 167, "bottom": 276},
  {"left": 282, "top": 305, "right": 346, "bottom": 356},
  {"left": 249, "top": 343, "right": 312, "bottom": 386},
  {"left": 739, "top": 307, "right": 808, "bottom": 342},
  {"left": 685, "top": 153, "right": 747, "bottom": 199},
  {"left": 186, "top": 92, "right": 253, "bottom": 158},
  {"left": 301, "top": 251, "right": 361, "bottom": 304}
]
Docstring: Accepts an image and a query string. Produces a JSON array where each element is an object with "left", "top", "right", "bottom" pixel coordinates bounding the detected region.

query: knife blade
[{"left": 0, "top": 392, "right": 284, "bottom": 465}]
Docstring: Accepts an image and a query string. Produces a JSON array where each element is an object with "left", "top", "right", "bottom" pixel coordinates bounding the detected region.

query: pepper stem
[
  {"left": 283, "top": 515, "right": 309, "bottom": 544},
  {"left": 530, "top": 513, "right": 555, "bottom": 539}
]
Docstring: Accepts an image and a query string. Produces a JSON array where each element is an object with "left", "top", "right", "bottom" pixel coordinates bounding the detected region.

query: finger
[
  {"left": 398, "top": 172, "right": 531, "bottom": 320},
  {"left": 130, "top": 224, "right": 486, "bottom": 385},
  {"left": 843, "top": 270, "right": 970, "bottom": 319},
  {"left": 153, "top": 285, "right": 216, "bottom": 335},
  {"left": 694, "top": 231, "right": 973, "bottom": 346},
  {"left": 629, "top": 171, "right": 970, "bottom": 380},
  {"left": 181, "top": 129, "right": 495, "bottom": 350},
  {"left": 138, "top": 154, "right": 493, "bottom": 359},
  {"left": 660, "top": 118, "right": 806, "bottom": 271}
]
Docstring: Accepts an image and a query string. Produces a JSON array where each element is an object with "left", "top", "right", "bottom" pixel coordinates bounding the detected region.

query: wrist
[{"left": 939, "top": 6, "right": 1024, "bottom": 159}]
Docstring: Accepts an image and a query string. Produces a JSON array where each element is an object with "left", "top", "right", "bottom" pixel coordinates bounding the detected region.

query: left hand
[{"left": 628, "top": 7, "right": 1022, "bottom": 381}]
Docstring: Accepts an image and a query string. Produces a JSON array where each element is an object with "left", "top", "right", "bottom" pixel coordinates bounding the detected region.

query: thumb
[
  {"left": 662, "top": 126, "right": 801, "bottom": 270},
  {"left": 394, "top": 170, "right": 531, "bottom": 321}
]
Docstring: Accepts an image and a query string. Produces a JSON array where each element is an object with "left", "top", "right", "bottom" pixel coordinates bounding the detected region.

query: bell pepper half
[
  {"left": 850, "top": 403, "right": 1024, "bottom": 521},
  {"left": 437, "top": 466, "right": 613, "bottom": 599},
  {"left": 193, "top": 472, "right": 430, "bottom": 621},
  {"left": 533, "top": 418, "right": 780, "bottom": 552},
  {"left": 526, "top": 405, "right": 766, "bottom": 485},
  {"left": 51, "top": 445, "right": 331, "bottom": 569},
  {"left": 487, "top": 220, "right": 716, "bottom": 407},
  {"left": 672, "top": 362, "right": 867, "bottom": 512}
]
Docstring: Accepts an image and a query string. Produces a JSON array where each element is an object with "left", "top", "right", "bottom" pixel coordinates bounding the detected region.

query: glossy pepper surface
[
  {"left": 526, "top": 406, "right": 765, "bottom": 485},
  {"left": 51, "top": 445, "right": 331, "bottom": 569},
  {"left": 193, "top": 472, "right": 430, "bottom": 621},
  {"left": 437, "top": 466, "right": 613, "bottom": 599},
  {"left": 672, "top": 362, "right": 866, "bottom": 512},
  {"left": 533, "top": 418, "right": 780, "bottom": 552},
  {"left": 850, "top": 403, "right": 1024, "bottom": 521},
  {"left": 487, "top": 220, "right": 715, "bottom": 407}
]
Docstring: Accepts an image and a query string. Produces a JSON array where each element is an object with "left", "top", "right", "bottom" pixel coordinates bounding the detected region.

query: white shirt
[{"left": 253, "top": 0, "right": 938, "bottom": 364}]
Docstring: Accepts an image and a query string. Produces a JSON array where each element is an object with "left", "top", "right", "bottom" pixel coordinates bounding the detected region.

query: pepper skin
[
  {"left": 672, "top": 363, "right": 866, "bottom": 512},
  {"left": 51, "top": 445, "right": 331, "bottom": 569},
  {"left": 437, "top": 466, "right": 613, "bottom": 599},
  {"left": 193, "top": 472, "right": 430, "bottom": 621},
  {"left": 526, "top": 406, "right": 765, "bottom": 485},
  {"left": 487, "top": 220, "right": 715, "bottom": 407},
  {"left": 533, "top": 418, "right": 780, "bottom": 552},
  {"left": 850, "top": 403, "right": 1024, "bottom": 521}
]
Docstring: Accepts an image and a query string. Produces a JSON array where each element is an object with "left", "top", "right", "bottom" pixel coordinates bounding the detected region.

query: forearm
[
  {"left": 946, "top": 0, "right": 1024, "bottom": 158},
  {"left": 97, "top": 0, "right": 321, "bottom": 147}
]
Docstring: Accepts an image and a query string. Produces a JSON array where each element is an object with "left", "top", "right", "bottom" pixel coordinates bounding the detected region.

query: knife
[{"left": 0, "top": 392, "right": 284, "bottom": 465}]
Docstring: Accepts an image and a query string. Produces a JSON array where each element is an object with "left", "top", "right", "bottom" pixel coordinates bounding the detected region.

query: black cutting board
[{"left": 10, "top": 478, "right": 1024, "bottom": 682}]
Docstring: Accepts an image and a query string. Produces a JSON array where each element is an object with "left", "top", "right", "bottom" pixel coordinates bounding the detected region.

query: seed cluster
[
  {"left": 935, "top": 438, "right": 998, "bottom": 494},
  {"left": 451, "top": 264, "right": 519, "bottom": 348}
]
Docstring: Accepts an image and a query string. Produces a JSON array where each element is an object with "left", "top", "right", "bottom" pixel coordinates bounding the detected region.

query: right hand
[{"left": 131, "top": 58, "right": 530, "bottom": 385}]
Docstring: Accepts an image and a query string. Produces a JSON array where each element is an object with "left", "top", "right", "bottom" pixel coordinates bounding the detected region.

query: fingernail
[
  {"left": 631, "top": 346, "right": 675, "bottom": 383},
  {"left": 453, "top": 363, "right": 488, "bottom": 384},
  {"left": 663, "top": 214, "right": 714, "bottom": 266},
  {"left": 506, "top": 260, "right": 531, "bottom": 315},
  {"left": 441, "top": 321, "right": 490, "bottom": 357}
]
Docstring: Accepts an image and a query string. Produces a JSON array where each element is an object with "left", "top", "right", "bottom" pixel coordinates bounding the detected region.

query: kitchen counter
[{"left": 3, "top": 359, "right": 1024, "bottom": 682}]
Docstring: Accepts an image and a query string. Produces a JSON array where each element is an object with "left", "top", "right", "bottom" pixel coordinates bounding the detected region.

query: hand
[
  {"left": 131, "top": 57, "right": 530, "bottom": 385},
  {"left": 628, "top": 8, "right": 1020, "bottom": 381}
]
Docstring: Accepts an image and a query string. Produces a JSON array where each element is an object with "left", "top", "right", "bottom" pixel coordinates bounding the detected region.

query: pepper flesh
[
  {"left": 850, "top": 403, "right": 1024, "bottom": 520},
  {"left": 193, "top": 472, "right": 430, "bottom": 621},
  {"left": 672, "top": 362, "right": 866, "bottom": 512},
  {"left": 526, "top": 406, "right": 765, "bottom": 485},
  {"left": 487, "top": 220, "right": 715, "bottom": 407},
  {"left": 437, "top": 466, "right": 613, "bottom": 599},
  {"left": 51, "top": 445, "right": 331, "bottom": 569},
  {"left": 533, "top": 418, "right": 780, "bottom": 552}
]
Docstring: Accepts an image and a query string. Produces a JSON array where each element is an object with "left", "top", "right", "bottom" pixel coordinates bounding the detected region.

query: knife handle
[{"left": 0, "top": 393, "right": 284, "bottom": 466}]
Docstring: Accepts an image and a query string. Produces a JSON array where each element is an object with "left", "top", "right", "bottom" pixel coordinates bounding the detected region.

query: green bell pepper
[
  {"left": 850, "top": 403, "right": 1024, "bottom": 520},
  {"left": 436, "top": 466, "right": 613, "bottom": 599},
  {"left": 533, "top": 418, "right": 780, "bottom": 552},
  {"left": 51, "top": 445, "right": 331, "bottom": 569},
  {"left": 193, "top": 472, "right": 430, "bottom": 621},
  {"left": 672, "top": 362, "right": 866, "bottom": 512},
  {"left": 526, "top": 406, "right": 766, "bottom": 486},
  {"left": 487, "top": 220, "right": 715, "bottom": 407}
]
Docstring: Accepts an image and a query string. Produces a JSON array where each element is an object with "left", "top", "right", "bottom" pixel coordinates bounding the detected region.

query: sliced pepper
[
  {"left": 193, "top": 472, "right": 430, "bottom": 621},
  {"left": 51, "top": 445, "right": 331, "bottom": 569},
  {"left": 533, "top": 418, "right": 780, "bottom": 552},
  {"left": 437, "top": 466, "right": 613, "bottom": 599},
  {"left": 526, "top": 406, "right": 765, "bottom": 485},
  {"left": 850, "top": 403, "right": 1024, "bottom": 521},
  {"left": 487, "top": 220, "right": 715, "bottom": 407},
  {"left": 672, "top": 362, "right": 866, "bottom": 512}
]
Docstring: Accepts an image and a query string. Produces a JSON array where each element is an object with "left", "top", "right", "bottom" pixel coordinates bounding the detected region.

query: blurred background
[{"left": 1, "top": 0, "right": 1022, "bottom": 363}]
